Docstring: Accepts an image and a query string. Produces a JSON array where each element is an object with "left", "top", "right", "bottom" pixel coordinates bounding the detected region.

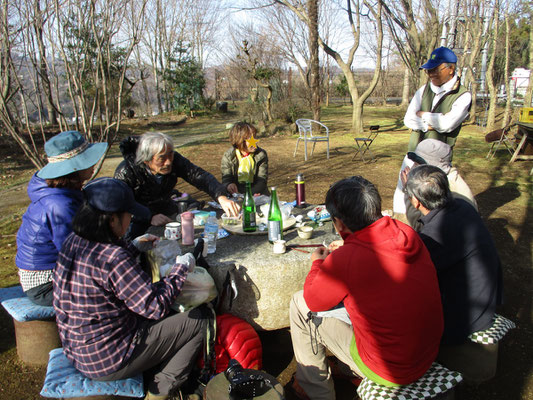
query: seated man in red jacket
[{"left": 289, "top": 176, "right": 444, "bottom": 400}]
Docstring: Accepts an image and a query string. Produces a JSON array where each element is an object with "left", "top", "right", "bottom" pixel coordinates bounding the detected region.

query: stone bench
[
  {"left": 0, "top": 285, "right": 61, "bottom": 365},
  {"left": 356, "top": 362, "right": 462, "bottom": 400},
  {"left": 40, "top": 348, "right": 144, "bottom": 400},
  {"left": 437, "top": 314, "right": 516, "bottom": 383}
]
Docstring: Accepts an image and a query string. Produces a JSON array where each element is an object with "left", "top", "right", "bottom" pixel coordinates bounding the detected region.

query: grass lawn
[{"left": 0, "top": 103, "right": 532, "bottom": 399}]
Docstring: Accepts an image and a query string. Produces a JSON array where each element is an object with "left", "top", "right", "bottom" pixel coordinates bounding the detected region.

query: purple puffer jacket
[{"left": 16, "top": 173, "right": 83, "bottom": 271}]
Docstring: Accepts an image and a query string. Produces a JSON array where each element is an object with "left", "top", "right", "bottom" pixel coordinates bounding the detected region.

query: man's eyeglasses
[{"left": 425, "top": 65, "right": 448, "bottom": 75}]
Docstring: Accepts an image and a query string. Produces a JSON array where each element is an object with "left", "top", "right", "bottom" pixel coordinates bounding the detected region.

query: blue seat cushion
[
  {"left": 40, "top": 348, "right": 144, "bottom": 398},
  {"left": 0, "top": 285, "right": 55, "bottom": 322}
]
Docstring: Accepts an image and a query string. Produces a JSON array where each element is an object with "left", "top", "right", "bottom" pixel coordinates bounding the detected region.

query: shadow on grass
[{"left": 456, "top": 155, "right": 533, "bottom": 400}]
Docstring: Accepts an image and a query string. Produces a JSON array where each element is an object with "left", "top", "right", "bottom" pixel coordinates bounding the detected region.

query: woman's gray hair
[
  {"left": 135, "top": 132, "right": 174, "bottom": 164},
  {"left": 405, "top": 165, "right": 452, "bottom": 211}
]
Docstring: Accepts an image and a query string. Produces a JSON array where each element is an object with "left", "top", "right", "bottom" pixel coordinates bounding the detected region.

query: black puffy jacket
[{"left": 114, "top": 136, "right": 228, "bottom": 216}]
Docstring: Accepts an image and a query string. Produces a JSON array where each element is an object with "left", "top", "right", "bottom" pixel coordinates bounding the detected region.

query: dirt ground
[{"left": 0, "top": 106, "right": 532, "bottom": 399}]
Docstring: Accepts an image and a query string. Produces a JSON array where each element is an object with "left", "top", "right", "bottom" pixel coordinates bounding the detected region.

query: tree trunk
[
  {"left": 502, "top": 13, "right": 512, "bottom": 127},
  {"left": 308, "top": 0, "right": 320, "bottom": 121},
  {"left": 524, "top": 5, "right": 533, "bottom": 108},
  {"left": 469, "top": 72, "right": 478, "bottom": 124},
  {"left": 485, "top": 8, "right": 499, "bottom": 132},
  {"left": 265, "top": 85, "right": 273, "bottom": 121},
  {"left": 351, "top": 92, "right": 363, "bottom": 133},
  {"left": 33, "top": 0, "right": 58, "bottom": 125},
  {"left": 401, "top": 66, "right": 410, "bottom": 107}
]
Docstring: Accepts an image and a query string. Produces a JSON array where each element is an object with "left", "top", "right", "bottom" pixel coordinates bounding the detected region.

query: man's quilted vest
[
  {"left": 408, "top": 79, "right": 470, "bottom": 151},
  {"left": 421, "top": 80, "right": 469, "bottom": 137}
]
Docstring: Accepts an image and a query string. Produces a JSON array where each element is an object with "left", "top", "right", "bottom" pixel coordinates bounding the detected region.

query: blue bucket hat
[
  {"left": 420, "top": 47, "right": 457, "bottom": 70},
  {"left": 37, "top": 131, "right": 108, "bottom": 179},
  {"left": 83, "top": 177, "right": 151, "bottom": 220}
]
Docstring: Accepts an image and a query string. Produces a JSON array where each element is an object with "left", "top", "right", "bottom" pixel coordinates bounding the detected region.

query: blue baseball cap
[
  {"left": 38, "top": 131, "right": 108, "bottom": 179},
  {"left": 83, "top": 177, "right": 151, "bottom": 220},
  {"left": 420, "top": 47, "right": 457, "bottom": 70}
]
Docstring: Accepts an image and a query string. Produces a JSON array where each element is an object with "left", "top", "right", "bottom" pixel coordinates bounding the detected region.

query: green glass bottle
[
  {"left": 268, "top": 186, "right": 283, "bottom": 243},
  {"left": 242, "top": 182, "right": 257, "bottom": 232}
]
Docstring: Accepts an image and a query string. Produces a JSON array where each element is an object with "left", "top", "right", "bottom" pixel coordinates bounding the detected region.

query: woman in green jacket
[{"left": 221, "top": 122, "right": 269, "bottom": 196}]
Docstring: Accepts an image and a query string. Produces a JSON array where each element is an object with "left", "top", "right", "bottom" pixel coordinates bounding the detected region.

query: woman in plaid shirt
[{"left": 53, "top": 178, "right": 206, "bottom": 400}]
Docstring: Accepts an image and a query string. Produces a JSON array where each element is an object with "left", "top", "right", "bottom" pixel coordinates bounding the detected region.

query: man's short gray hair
[
  {"left": 135, "top": 132, "right": 174, "bottom": 164},
  {"left": 446, "top": 63, "right": 456, "bottom": 72},
  {"left": 405, "top": 165, "right": 452, "bottom": 211}
]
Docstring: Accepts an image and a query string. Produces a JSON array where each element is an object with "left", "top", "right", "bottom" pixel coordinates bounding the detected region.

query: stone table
[
  {"left": 205, "top": 216, "right": 339, "bottom": 331},
  {"left": 151, "top": 207, "right": 339, "bottom": 331}
]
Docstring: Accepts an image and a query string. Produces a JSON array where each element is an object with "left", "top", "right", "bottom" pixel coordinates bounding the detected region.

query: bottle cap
[
  {"left": 181, "top": 211, "right": 193, "bottom": 220},
  {"left": 271, "top": 186, "right": 276, "bottom": 190}
]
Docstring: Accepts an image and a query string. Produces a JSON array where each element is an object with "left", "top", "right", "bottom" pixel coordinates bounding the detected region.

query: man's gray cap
[{"left": 407, "top": 139, "right": 452, "bottom": 174}]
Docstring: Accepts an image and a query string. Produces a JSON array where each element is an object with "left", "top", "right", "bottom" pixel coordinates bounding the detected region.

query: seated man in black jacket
[
  {"left": 404, "top": 164, "right": 503, "bottom": 345},
  {"left": 115, "top": 132, "right": 240, "bottom": 239}
]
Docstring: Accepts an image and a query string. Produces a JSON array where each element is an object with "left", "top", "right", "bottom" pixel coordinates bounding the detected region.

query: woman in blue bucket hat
[{"left": 15, "top": 130, "right": 107, "bottom": 306}]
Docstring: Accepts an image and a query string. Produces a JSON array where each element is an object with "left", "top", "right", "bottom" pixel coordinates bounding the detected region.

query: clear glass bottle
[
  {"left": 203, "top": 211, "right": 219, "bottom": 254},
  {"left": 268, "top": 187, "right": 283, "bottom": 243},
  {"left": 242, "top": 182, "right": 257, "bottom": 232}
]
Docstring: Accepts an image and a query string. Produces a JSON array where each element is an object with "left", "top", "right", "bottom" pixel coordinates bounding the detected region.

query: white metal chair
[{"left": 294, "top": 119, "right": 330, "bottom": 161}]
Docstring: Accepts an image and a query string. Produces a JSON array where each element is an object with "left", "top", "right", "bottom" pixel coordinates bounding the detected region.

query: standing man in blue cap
[
  {"left": 404, "top": 46, "right": 472, "bottom": 152},
  {"left": 394, "top": 47, "right": 472, "bottom": 216}
]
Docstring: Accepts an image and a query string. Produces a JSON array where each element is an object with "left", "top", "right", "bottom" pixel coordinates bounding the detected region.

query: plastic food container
[
  {"left": 192, "top": 211, "right": 210, "bottom": 226},
  {"left": 221, "top": 213, "right": 240, "bottom": 225}
]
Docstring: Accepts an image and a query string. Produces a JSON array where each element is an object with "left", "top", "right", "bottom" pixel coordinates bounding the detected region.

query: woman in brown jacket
[{"left": 221, "top": 122, "right": 269, "bottom": 196}]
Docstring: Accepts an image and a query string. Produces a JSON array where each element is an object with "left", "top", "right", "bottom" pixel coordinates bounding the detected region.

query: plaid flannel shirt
[{"left": 53, "top": 233, "right": 188, "bottom": 378}]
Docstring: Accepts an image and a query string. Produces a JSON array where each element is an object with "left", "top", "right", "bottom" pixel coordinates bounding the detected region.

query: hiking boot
[
  {"left": 327, "top": 356, "right": 362, "bottom": 387},
  {"left": 286, "top": 377, "right": 310, "bottom": 400}
]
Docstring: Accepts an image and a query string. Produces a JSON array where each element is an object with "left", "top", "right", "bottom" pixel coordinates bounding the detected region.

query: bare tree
[
  {"left": 308, "top": 0, "right": 320, "bottom": 120},
  {"left": 240, "top": 39, "right": 275, "bottom": 121},
  {"left": 188, "top": 0, "right": 227, "bottom": 69},
  {"left": 484, "top": 1, "right": 500, "bottom": 131},
  {"left": 401, "top": 66, "right": 410, "bottom": 107},
  {"left": 28, "top": 0, "right": 59, "bottom": 126},
  {"left": 502, "top": 11, "right": 512, "bottom": 127},
  {"left": 457, "top": 0, "right": 491, "bottom": 123},
  {"left": 524, "top": 1, "right": 533, "bottom": 108},
  {"left": 274, "top": 0, "right": 384, "bottom": 133},
  {"left": 0, "top": 0, "right": 46, "bottom": 169},
  {"left": 382, "top": 0, "right": 440, "bottom": 90},
  {"left": 141, "top": 0, "right": 188, "bottom": 114},
  {"left": 52, "top": 0, "right": 146, "bottom": 146}
]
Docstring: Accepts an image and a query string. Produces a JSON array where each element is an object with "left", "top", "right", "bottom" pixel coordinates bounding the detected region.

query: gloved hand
[
  {"left": 175, "top": 252, "right": 196, "bottom": 273},
  {"left": 132, "top": 234, "right": 159, "bottom": 252}
]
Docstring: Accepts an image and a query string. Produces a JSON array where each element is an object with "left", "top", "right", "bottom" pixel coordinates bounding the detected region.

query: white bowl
[{"left": 297, "top": 225, "right": 314, "bottom": 240}]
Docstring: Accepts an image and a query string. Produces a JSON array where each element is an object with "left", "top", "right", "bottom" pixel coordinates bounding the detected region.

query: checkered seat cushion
[
  {"left": 0, "top": 285, "right": 55, "bottom": 322},
  {"left": 357, "top": 363, "right": 462, "bottom": 400},
  {"left": 40, "top": 348, "right": 144, "bottom": 398},
  {"left": 469, "top": 314, "right": 516, "bottom": 344}
]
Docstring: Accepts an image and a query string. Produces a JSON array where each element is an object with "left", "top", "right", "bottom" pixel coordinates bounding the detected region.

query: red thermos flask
[{"left": 295, "top": 173, "right": 306, "bottom": 208}]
